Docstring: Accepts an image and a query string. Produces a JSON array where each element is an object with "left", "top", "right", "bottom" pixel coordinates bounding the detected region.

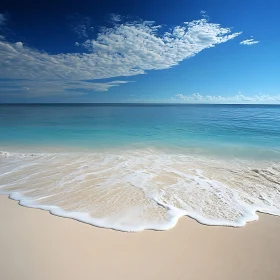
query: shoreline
[
  {"left": 1, "top": 149, "right": 280, "bottom": 231},
  {"left": 1, "top": 143, "right": 279, "bottom": 162},
  {"left": 1, "top": 194, "right": 280, "bottom": 280}
]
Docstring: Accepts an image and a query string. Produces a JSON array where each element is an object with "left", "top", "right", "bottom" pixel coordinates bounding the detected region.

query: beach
[
  {"left": 1, "top": 104, "right": 280, "bottom": 279},
  {"left": 1, "top": 0, "right": 280, "bottom": 276},
  {"left": 1, "top": 195, "right": 280, "bottom": 280}
]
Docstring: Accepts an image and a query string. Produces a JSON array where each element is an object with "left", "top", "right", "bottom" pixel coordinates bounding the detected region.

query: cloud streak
[
  {"left": 240, "top": 38, "right": 259, "bottom": 45},
  {"left": 0, "top": 79, "right": 130, "bottom": 98},
  {"left": 0, "top": 16, "right": 241, "bottom": 98},
  {"left": 175, "top": 93, "right": 280, "bottom": 104}
]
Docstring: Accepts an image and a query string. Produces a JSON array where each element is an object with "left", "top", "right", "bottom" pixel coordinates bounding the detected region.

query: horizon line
[{"left": 1, "top": 102, "right": 280, "bottom": 106}]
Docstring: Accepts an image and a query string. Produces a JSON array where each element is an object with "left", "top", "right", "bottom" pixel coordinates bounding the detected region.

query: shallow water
[{"left": 0, "top": 104, "right": 280, "bottom": 231}]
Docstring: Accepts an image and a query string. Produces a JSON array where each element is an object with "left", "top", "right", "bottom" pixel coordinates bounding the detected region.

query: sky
[{"left": 0, "top": 0, "right": 280, "bottom": 103}]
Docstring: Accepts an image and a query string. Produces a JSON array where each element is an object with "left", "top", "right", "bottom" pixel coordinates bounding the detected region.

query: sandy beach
[{"left": 1, "top": 195, "right": 280, "bottom": 280}]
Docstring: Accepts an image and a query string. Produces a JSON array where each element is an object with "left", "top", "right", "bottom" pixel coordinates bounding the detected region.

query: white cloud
[
  {"left": 175, "top": 93, "right": 280, "bottom": 104},
  {"left": 83, "top": 18, "right": 240, "bottom": 74},
  {"left": 0, "top": 14, "right": 6, "bottom": 26},
  {"left": 240, "top": 38, "right": 259, "bottom": 45},
  {"left": 110, "top": 14, "right": 122, "bottom": 22},
  {"left": 0, "top": 16, "right": 241, "bottom": 97}
]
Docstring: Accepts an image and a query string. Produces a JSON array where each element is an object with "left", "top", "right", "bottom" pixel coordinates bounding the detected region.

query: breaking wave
[{"left": 1, "top": 149, "right": 280, "bottom": 231}]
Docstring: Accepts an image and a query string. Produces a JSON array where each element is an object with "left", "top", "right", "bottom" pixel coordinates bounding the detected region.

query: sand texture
[{"left": 1, "top": 195, "right": 280, "bottom": 280}]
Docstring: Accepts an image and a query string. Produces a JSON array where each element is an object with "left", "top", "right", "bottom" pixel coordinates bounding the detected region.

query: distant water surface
[{"left": 1, "top": 104, "right": 280, "bottom": 156}]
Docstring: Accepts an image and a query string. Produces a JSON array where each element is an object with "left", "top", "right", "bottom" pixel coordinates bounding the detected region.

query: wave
[{"left": 1, "top": 149, "right": 280, "bottom": 231}]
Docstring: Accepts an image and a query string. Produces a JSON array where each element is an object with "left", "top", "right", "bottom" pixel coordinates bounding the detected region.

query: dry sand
[{"left": 1, "top": 195, "right": 280, "bottom": 280}]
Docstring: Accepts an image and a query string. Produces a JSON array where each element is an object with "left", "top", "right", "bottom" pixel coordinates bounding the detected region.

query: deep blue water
[{"left": 1, "top": 104, "right": 280, "bottom": 158}]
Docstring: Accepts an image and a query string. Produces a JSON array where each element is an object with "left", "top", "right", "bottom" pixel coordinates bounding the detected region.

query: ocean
[{"left": 0, "top": 104, "right": 280, "bottom": 231}]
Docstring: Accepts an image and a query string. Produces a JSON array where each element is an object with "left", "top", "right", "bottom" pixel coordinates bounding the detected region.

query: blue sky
[{"left": 0, "top": 0, "right": 279, "bottom": 103}]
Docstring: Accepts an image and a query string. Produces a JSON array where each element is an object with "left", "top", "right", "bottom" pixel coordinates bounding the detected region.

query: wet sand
[{"left": 1, "top": 195, "right": 280, "bottom": 280}]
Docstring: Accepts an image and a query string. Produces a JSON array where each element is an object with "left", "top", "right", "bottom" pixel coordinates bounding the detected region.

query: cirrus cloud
[{"left": 0, "top": 16, "right": 241, "bottom": 98}]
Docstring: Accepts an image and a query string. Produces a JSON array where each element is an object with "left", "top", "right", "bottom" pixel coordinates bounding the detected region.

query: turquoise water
[
  {"left": 1, "top": 104, "right": 280, "bottom": 158},
  {"left": 1, "top": 104, "right": 280, "bottom": 231}
]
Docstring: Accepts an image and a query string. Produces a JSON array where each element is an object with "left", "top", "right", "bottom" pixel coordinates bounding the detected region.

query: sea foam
[{"left": 1, "top": 149, "right": 280, "bottom": 231}]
